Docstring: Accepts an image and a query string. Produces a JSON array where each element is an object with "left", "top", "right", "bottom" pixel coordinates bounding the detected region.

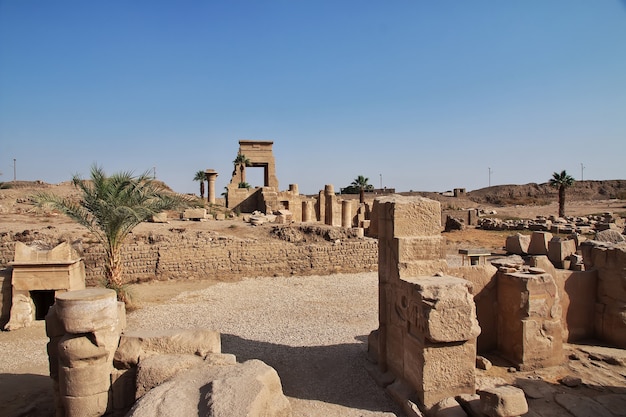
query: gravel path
[{"left": 127, "top": 272, "right": 402, "bottom": 417}]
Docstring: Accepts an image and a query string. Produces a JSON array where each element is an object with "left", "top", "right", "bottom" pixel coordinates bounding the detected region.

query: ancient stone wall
[{"left": 0, "top": 235, "right": 378, "bottom": 286}]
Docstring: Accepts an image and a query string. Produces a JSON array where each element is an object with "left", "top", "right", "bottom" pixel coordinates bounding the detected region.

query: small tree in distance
[
  {"left": 34, "top": 165, "right": 192, "bottom": 304},
  {"left": 549, "top": 170, "right": 575, "bottom": 217}
]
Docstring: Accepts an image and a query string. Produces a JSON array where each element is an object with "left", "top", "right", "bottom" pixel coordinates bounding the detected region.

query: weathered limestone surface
[
  {"left": 114, "top": 328, "right": 221, "bottom": 368},
  {"left": 479, "top": 385, "right": 528, "bottom": 417},
  {"left": 46, "top": 288, "right": 125, "bottom": 417},
  {"left": 497, "top": 271, "right": 563, "bottom": 370},
  {"left": 128, "top": 359, "right": 292, "bottom": 417},
  {"left": 530, "top": 255, "right": 597, "bottom": 342},
  {"left": 5, "top": 241, "right": 85, "bottom": 330},
  {"left": 505, "top": 233, "right": 530, "bottom": 255},
  {"left": 547, "top": 237, "right": 577, "bottom": 269},
  {"left": 369, "top": 196, "right": 479, "bottom": 409},
  {"left": 135, "top": 353, "right": 206, "bottom": 398},
  {"left": 580, "top": 241, "right": 626, "bottom": 348},
  {"left": 528, "top": 231, "right": 553, "bottom": 255}
]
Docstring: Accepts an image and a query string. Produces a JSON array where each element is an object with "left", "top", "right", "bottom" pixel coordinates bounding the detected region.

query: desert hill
[{"left": 467, "top": 179, "right": 626, "bottom": 205}]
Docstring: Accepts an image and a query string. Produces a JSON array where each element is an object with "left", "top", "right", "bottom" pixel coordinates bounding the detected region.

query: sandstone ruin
[
  {"left": 1, "top": 141, "right": 625, "bottom": 416},
  {"left": 45, "top": 289, "right": 291, "bottom": 417},
  {"left": 5, "top": 241, "right": 85, "bottom": 330}
]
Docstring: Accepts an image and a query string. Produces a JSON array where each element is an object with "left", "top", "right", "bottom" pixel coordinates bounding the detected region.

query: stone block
[
  {"left": 395, "top": 236, "right": 445, "bottom": 263},
  {"left": 403, "top": 337, "right": 476, "bottom": 407},
  {"left": 528, "top": 231, "right": 553, "bottom": 255},
  {"left": 127, "top": 360, "right": 291, "bottom": 417},
  {"left": 56, "top": 288, "right": 118, "bottom": 334},
  {"left": 111, "top": 368, "right": 137, "bottom": 411},
  {"left": 497, "top": 271, "right": 563, "bottom": 370},
  {"left": 62, "top": 391, "right": 110, "bottom": 417},
  {"left": 182, "top": 208, "right": 206, "bottom": 220},
  {"left": 150, "top": 212, "right": 168, "bottom": 223},
  {"left": 387, "top": 196, "right": 442, "bottom": 237},
  {"left": 404, "top": 276, "right": 480, "bottom": 343},
  {"left": 59, "top": 362, "right": 112, "bottom": 397},
  {"left": 505, "top": 233, "right": 530, "bottom": 255},
  {"left": 548, "top": 238, "right": 577, "bottom": 268},
  {"left": 58, "top": 334, "right": 108, "bottom": 367},
  {"left": 479, "top": 385, "right": 528, "bottom": 417},
  {"left": 115, "top": 328, "right": 221, "bottom": 368},
  {"left": 4, "top": 291, "right": 35, "bottom": 330},
  {"left": 430, "top": 397, "right": 467, "bottom": 417},
  {"left": 136, "top": 354, "right": 205, "bottom": 398}
]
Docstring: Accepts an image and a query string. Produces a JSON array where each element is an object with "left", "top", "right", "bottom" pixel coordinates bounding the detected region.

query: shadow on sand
[{"left": 221, "top": 333, "right": 401, "bottom": 414}]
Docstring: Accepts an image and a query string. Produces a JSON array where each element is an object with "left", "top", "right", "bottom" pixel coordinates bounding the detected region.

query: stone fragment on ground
[{"left": 127, "top": 359, "right": 292, "bottom": 417}]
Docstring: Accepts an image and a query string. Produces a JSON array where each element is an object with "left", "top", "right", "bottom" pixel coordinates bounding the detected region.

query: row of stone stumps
[{"left": 46, "top": 288, "right": 125, "bottom": 417}]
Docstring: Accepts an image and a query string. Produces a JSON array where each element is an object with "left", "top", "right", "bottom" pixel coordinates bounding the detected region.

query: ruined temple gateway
[{"left": 225, "top": 140, "right": 312, "bottom": 218}]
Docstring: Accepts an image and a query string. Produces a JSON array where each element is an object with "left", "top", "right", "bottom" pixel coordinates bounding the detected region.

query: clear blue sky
[{"left": 1, "top": 1, "right": 625, "bottom": 195}]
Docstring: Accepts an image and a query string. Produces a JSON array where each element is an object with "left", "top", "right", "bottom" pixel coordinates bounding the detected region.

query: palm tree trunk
[
  {"left": 559, "top": 186, "right": 566, "bottom": 217},
  {"left": 240, "top": 164, "right": 246, "bottom": 183},
  {"left": 200, "top": 181, "right": 205, "bottom": 199}
]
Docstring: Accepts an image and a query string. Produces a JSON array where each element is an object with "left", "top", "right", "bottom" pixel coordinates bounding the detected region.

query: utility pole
[
  {"left": 580, "top": 163, "right": 585, "bottom": 181},
  {"left": 488, "top": 167, "right": 492, "bottom": 187},
  {"left": 13, "top": 158, "right": 16, "bottom": 182},
  {"left": 153, "top": 166, "right": 156, "bottom": 179},
  {"left": 379, "top": 173, "right": 382, "bottom": 190}
]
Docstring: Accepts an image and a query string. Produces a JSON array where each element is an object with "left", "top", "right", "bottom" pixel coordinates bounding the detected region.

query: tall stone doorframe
[
  {"left": 368, "top": 196, "right": 480, "bottom": 411},
  {"left": 227, "top": 140, "right": 280, "bottom": 212},
  {"left": 5, "top": 241, "right": 85, "bottom": 330},
  {"left": 229, "top": 140, "right": 279, "bottom": 188}
]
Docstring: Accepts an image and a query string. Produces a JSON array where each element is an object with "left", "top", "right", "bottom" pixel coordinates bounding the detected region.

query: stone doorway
[{"left": 30, "top": 290, "right": 56, "bottom": 320}]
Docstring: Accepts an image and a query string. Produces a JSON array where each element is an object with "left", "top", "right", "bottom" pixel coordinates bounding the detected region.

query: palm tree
[
  {"left": 351, "top": 175, "right": 373, "bottom": 203},
  {"left": 193, "top": 170, "right": 206, "bottom": 199},
  {"left": 33, "top": 165, "right": 191, "bottom": 303},
  {"left": 233, "top": 154, "right": 251, "bottom": 184},
  {"left": 549, "top": 170, "right": 575, "bottom": 217}
]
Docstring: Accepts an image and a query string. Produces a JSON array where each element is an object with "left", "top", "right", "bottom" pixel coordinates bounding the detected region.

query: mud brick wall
[{"left": 128, "top": 239, "right": 378, "bottom": 284}]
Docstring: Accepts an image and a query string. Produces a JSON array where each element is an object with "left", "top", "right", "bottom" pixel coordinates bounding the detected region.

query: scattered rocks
[{"left": 559, "top": 375, "right": 582, "bottom": 387}]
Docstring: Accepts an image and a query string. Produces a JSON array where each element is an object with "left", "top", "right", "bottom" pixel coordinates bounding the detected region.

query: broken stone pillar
[
  {"left": 324, "top": 185, "right": 340, "bottom": 227},
  {"left": 341, "top": 200, "right": 352, "bottom": 228},
  {"left": 302, "top": 200, "right": 314, "bottom": 223},
  {"left": 497, "top": 270, "right": 563, "bottom": 370},
  {"left": 288, "top": 183, "right": 298, "bottom": 195},
  {"left": 47, "top": 288, "right": 125, "bottom": 417},
  {"left": 205, "top": 169, "right": 218, "bottom": 204},
  {"left": 369, "top": 196, "right": 476, "bottom": 410}
]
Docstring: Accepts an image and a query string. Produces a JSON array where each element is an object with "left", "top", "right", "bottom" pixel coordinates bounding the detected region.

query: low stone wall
[{"left": 1, "top": 234, "right": 378, "bottom": 286}]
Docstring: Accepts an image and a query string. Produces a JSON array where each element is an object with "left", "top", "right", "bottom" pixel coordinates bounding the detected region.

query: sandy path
[
  {"left": 127, "top": 272, "right": 402, "bottom": 417},
  {"left": 0, "top": 273, "right": 403, "bottom": 417}
]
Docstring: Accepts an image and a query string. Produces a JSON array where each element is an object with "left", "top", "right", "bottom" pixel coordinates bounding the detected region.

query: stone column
[
  {"left": 324, "top": 185, "right": 335, "bottom": 226},
  {"left": 341, "top": 200, "right": 352, "bottom": 228},
  {"left": 289, "top": 184, "right": 299, "bottom": 195},
  {"left": 47, "top": 288, "right": 125, "bottom": 417},
  {"left": 205, "top": 169, "right": 218, "bottom": 204},
  {"left": 302, "top": 201, "right": 313, "bottom": 223}
]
